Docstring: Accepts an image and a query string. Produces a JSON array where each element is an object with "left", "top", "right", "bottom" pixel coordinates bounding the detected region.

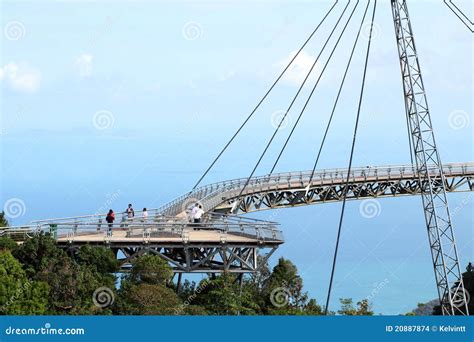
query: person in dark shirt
[{"left": 106, "top": 209, "right": 115, "bottom": 236}]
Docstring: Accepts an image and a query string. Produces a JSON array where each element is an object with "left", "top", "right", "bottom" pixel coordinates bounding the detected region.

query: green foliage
[
  {"left": 0, "top": 237, "right": 18, "bottom": 252},
  {"left": 13, "top": 235, "right": 115, "bottom": 314},
  {"left": 177, "top": 279, "right": 197, "bottom": 301},
  {"left": 193, "top": 274, "right": 259, "bottom": 315},
  {"left": 254, "top": 257, "right": 325, "bottom": 315},
  {"left": 0, "top": 251, "right": 49, "bottom": 314},
  {"left": 114, "top": 254, "right": 181, "bottom": 315},
  {"left": 338, "top": 298, "right": 373, "bottom": 316},
  {"left": 13, "top": 234, "right": 65, "bottom": 275},
  {"left": 76, "top": 245, "right": 119, "bottom": 273},
  {"left": 0, "top": 211, "right": 9, "bottom": 227},
  {"left": 265, "top": 258, "right": 309, "bottom": 311},
  {"left": 128, "top": 255, "right": 173, "bottom": 285},
  {"left": 1, "top": 235, "right": 377, "bottom": 316},
  {"left": 38, "top": 255, "right": 115, "bottom": 314},
  {"left": 116, "top": 283, "right": 181, "bottom": 315},
  {"left": 304, "top": 299, "right": 324, "bottom": 315},
  {"left": 181, "top": 304, "right": 208, "bottom": 315}
]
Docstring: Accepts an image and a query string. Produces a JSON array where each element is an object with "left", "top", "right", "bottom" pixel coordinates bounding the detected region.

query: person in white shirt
[
  {"left": 191, "top": 203, "right": 199, "bottom": 222},
  {"left": 194, "top": 205, "right": 204, "bottom": 224},
  {"left": 142, "top": 208, "right": 148, "bottom": 221}
]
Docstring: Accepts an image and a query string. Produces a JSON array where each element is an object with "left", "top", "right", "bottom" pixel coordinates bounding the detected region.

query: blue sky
[{"left": 1, "top": 0, "right": 473, "bottom": 314}]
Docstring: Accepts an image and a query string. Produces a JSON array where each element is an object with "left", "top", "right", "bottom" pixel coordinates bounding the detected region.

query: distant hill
[{"left": 410, "top": 299, "right": 439, "bottom": 316}]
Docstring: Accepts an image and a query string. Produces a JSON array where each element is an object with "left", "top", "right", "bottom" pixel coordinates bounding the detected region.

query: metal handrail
[
  {"left": 155, "top": 163, "right": 473, "bottom": 216},
  {"left": 6, "top": 211, "right": 283, "bottom": 243}
]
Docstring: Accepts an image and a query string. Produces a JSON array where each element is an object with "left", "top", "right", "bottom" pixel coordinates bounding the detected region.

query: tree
[
  {"left": 338, "top": 298, "right": 374, "bottom": 316},
  {"left": 40, "top": 255, "right": 116, "bottom": 314},
  {"left": 115, "top": 255, "right": 181, "bottom": 315},
  {"left": 177, "top": 279, "right": 197, "bottom": 300},
  {"left": 76, "top": 245, "right": 119, "bottom": 273},
  {"left": 0, "top": 237, "right": 18, "bottom": 252},
  {"left": 13, "top": 234, "right": 65, "bottom": 276},
  {"left": 0, "top": 251, "right": 49, "bottom": 315},
  {"left": 262, "top": 257, "right": 323, "bottom": 315},
  {"left": 0, "top": 211, "right": 9, "bottom": 227},
  {"left": 193, "top": 274, "right": 259, "bottom": 315},
  {"left": 304, "top": 299, "right": 324, "bottom": 315},
  {"left": 117, "top": 283, "right": 181, "bottom": 315},
  {"left": 128, "top": 255, "right": 173, "bottom": 285},
  {"left": 14, "top": 235, "right": 116, "bottom": 314}
]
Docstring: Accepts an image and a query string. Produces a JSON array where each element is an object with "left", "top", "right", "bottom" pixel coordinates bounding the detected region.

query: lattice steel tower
[{"left": 390, "top": 0, "right": 469, "bottom": 315}]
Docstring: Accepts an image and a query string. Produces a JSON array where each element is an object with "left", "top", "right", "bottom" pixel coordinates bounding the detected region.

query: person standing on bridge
[
  {"left": 142, "top": 208, "right": 148, "bottom": 221},
  {"left": 193, "top": 204, "right": 205, "bottom": 225},
  {"left": 126, "top": 203, "right": 135, "bottom": 219},
  {"left": 191, "top": 203, "right": 199, "bottom": 222},
  {"left": 106, "top": 209, "right": 115, "bottom": 236}
]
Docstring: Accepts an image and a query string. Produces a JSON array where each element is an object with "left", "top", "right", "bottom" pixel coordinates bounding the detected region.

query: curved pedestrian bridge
[
  {"left": 156, "top": 163, "right": 474, "bottom": 216},
  {"left": 2, "top": 163, "right": 472, "bottom": 274}
]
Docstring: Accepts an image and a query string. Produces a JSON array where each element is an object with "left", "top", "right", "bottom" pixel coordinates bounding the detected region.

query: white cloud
[
  {"left": 274, "top": 50, "right": 320, "bottom": 86},
  {"left": 75, "top": 53, "right": 93, "bottom": 78},
  {"left": 0, "top": 62, "right": 42, "bottom": 92}
]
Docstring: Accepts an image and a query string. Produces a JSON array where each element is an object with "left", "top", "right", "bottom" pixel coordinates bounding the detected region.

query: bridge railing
[
  {"left": 156, "top": 163, "right": 473, "bottom": 216},
  {"left": 3, "top": 213, "right": 283, "bottom": 244}
]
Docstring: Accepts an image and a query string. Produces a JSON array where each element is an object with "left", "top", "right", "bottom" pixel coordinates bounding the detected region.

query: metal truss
[
  {"left": 64, "top": 243, "right": 278, "bottom": 274},
  {"left": 156, "top": 163, "right": 473, "bottom": 217},
  {"left": 214, "top": 166, "right": 473, "bottom": 214},
  {"left": 391, "top": 0, "right": 469, "bottom": 315}
]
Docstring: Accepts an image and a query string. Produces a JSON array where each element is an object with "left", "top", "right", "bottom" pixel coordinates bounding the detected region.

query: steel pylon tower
[{"left": 390, "top": 0, "right": 469, "bottom": 315}]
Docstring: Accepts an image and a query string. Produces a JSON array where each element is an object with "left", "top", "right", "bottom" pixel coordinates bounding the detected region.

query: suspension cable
[
  {"left": 306, "top": 0, "right": 371, "bottom": 187},
  {"left": 236, "top": 1, "right": 351, "bottom": 199},
  {"left": 324, "top": 0, "right": 377, "bottom": 315},
  {"left": 191, "top": 1, "right": 339, "bottom": 190},
  {"left": 270, "top": 0, "right": 360, "bottom": 174}
]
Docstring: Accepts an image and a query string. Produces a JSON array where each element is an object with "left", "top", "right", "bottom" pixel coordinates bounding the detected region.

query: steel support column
[{"left": 391, "top": 0, "right": 468, "bottom": 315}]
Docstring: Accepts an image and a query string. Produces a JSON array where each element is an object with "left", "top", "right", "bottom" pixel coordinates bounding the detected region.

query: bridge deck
[{"left": 55, "top": 228, "right": 281, "bottom": 246}]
